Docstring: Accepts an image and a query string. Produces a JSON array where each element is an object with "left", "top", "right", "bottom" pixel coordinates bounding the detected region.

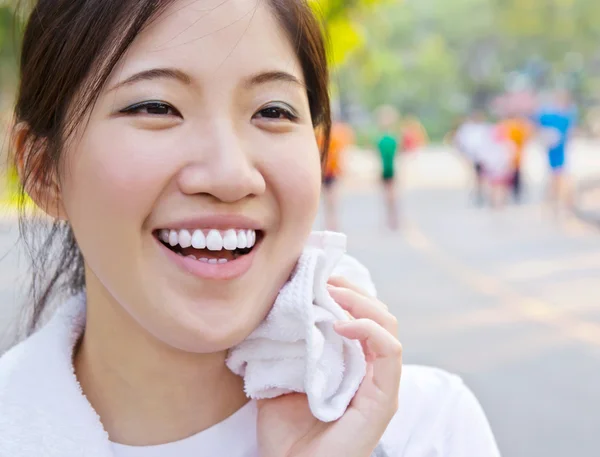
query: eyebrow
[
  {"left": 109, "top": 68, "right": 305, "bottom": 92},
  {"left": 244, "top": 71, "right": 306, "bottom": 90},
  {"left": 109, "top": 68, "right": 192, "bottom": 92}
]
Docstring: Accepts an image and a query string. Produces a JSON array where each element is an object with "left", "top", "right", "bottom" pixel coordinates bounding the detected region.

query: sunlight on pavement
[{"left": 401, "top": 220, "right": 600, "bottom": 349}]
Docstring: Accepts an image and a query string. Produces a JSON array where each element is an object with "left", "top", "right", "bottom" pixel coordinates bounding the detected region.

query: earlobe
[{"left": 12, "top": 122, "right": 68, "bottom": 220}]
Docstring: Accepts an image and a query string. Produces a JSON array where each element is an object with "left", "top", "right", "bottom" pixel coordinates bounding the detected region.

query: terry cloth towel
[{"left": 226, "top": 231, "right": 375, "bottom": 423}]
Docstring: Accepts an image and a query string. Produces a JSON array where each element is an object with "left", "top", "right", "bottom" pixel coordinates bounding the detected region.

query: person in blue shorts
[{"left": 535, "top": 90, "right": 577, "bottom": 213}]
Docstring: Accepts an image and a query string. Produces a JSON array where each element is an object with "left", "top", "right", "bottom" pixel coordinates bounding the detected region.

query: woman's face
[{"left": 58, "top": 0, "right": 322, "bottom": 352}]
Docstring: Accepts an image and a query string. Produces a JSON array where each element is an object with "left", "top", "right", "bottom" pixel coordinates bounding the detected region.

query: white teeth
[
  {"left": 183, "top": 253, "right": 229, "bottom": 263},
  {"left": 191, "top": 230, "right": 206, "bottom": 249},
  {"left": 178, "top": 230, "right": 192, "bottom": 248},
  {"left": 223, "top": 229, "right": 238, "bottom": 251},
  {"left": 247, "top": 230, "right": 256, "bottom": 248},
  {"left": 237, "top": 231, "right": 248, "bottom": 249},
  {"left": 169, "top": 230, "right": 179, "bottom": 247},
  {"left": 162, "top": 228, "right": 257, "bottom": 250},
  {"left": 206, "top": 230, "right": 223, "bottom": 251},
  {"left": 160, "top": 229, "right": 169, "bottom": 243}
]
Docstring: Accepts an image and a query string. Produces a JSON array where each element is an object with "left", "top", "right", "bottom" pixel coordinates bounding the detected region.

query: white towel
[{"left": 226, "top": 231, "right": 375, "bottom": 422}]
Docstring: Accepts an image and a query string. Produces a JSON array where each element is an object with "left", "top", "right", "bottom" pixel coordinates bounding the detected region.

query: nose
[{"left": 177, "top": 120, "right": 266, "bottom": 203}]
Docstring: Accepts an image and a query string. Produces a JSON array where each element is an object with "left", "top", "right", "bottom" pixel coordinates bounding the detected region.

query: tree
[
  {"left": 310, "top": 0, "right": 389, "bottom": 67},
  {"left": 335, "top": 0, "right": 600, "bottom": 139},
  {"left": 0, "top": 3, "right": 22, "bottom": 112},
  {"left": 309, "top": 0, "right": 390, "bottom": 120}
]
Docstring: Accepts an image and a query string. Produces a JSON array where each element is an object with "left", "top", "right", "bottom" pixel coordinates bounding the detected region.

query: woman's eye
[
  {"left": 120, "top": 101, "right": 181, "bottom": 117},
  {"left": 255, "top": 105, "right": 298, "bottom": 122}
]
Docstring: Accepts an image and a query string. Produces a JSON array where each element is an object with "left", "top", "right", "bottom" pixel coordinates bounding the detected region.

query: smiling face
[{"left": 56, "top": 0, "right": 322, "bottom": 352}]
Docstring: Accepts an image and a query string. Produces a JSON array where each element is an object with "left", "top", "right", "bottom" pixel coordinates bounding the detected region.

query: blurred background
[{"left": 2, "top": 0, "right": 600, "bottom": 455}]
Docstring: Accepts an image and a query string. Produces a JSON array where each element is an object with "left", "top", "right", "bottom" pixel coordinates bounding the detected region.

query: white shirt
[
  {"left": 1, "top": 294, "right": 500, "bottom": 457},
  {"left": 111, "top": 366, "right": 500, "bottom": 457},
  {"left": 455, "top": 121, "right": 491, "bottom": 163},
  {"left": 112, "top": 401, "right": 258, "bottom": 457},
  {"left": 480, "top": 139, "right": 514, "bottom": 179}
]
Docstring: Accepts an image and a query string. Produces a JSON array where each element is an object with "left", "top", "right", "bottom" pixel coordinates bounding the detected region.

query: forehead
[{"left": 111, "top": 0, "right": 303, "bottom": 85}]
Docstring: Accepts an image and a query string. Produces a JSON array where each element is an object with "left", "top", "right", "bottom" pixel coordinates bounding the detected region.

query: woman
[{"left": 0, "top": 1, "right": 500, "bottom": 456}]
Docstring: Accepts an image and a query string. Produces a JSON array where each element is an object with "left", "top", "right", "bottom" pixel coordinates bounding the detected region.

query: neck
[{"left": 74, "top": 284, "right": 248, "bottom": 446}]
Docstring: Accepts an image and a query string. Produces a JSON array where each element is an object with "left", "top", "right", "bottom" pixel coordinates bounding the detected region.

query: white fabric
[
  {"left": 111, "top": 367, "right": 501, "bottom": 457},
  {"left": 226, "top": 231, "right": 369, "bottom": 422},
  {"left": 0, "top": 294, "right": 113, "bottom": 457},
  {"left": 111, "top": 401, "right": 258, "bottom": 457}
]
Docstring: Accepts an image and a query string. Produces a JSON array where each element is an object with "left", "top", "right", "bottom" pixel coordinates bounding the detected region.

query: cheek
[
  {"left": 261, "top": 134, "right": 322, "bottom": 223},
  {"left": 61, "top": 126, "right": 177, "bottom": 223}
]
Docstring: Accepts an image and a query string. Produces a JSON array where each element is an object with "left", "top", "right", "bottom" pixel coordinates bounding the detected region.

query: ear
[{"left": 12, "top": 123, "right": 68, "bottom": 220}]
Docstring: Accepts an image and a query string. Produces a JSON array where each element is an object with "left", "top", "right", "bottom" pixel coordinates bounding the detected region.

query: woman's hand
[{"left": 257, "top": 276, "right": 402, "bottom": 457}]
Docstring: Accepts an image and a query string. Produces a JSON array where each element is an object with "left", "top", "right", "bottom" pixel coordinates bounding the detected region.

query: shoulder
[
  {"left": 380, "top": 365, "right": 500, "bottom": 457},
  {"left": 0, "top": 295, "right": 85, "bottom": 386},
  {"left": 393, "top": 365, "right": 467, "bottom": 428},
  {"left": 0, "top": 298, "right": 112, "bottom": 457},
  {"left": 400, "top": 364, "right": 463, "bottom": 396},
  {"left": 0, "top": 330, "right": 52, "bottom": 451},
  {"left": 0, "top": 321, "right": 63, "bottom": 414},
  {"left": 0, "top": 330, "right": 38, "bottom": 386}
]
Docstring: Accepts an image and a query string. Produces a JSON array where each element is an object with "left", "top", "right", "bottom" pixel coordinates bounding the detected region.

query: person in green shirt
[
  {"left": 376, "top": 105, "right": 401, "bottom": 230},
  {"left": 378, "top": 134, "right": 397, "bottom": 182}
]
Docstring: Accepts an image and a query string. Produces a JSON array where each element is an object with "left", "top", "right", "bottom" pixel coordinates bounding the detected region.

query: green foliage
[
  {"left": 310, "top": 0, "right": 389, "bottom": 67},
  {"left": 0, "top": 4, "right": 22, "bottom": 105},
  {"left": 338, "top": 0, "right": 600, "bottom": 140}
]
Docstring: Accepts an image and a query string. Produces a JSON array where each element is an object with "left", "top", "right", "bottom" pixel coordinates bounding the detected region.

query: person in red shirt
[{"left": 401, "top": 116, "right": 428, "bottom": 154}]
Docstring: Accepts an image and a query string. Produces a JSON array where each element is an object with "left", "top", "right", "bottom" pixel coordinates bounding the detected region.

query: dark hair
[{"left": 12, "top": 0, "right": 331, "bottom": 332}]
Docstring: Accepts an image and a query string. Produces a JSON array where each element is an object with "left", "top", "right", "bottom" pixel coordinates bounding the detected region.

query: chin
[
  {"left": 147, "top": 307, "right": 266, "bottom": 354},
  {"left": 165, "top": 331, "right": 254, "bottom": 355},
  {"left": 138, "top": 266, "right": 288, "bottom": 353}
]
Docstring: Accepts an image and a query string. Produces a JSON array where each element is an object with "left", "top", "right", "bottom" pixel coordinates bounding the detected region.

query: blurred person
[
  {"left": 481, "top": 125, "right": 516, "bottom": 209},
  {"left": 534, "top": 90, "right": 577, "bottom": 214},
  {"left": 0, "top": 1, "right": 501, "bottom": 457},
  {"left": 499, "top": 114, "right": 533, "bottom": 203},
  {"left": 453, "top": 111, "right": 490, "bottom": 206},
  {"left": 376, "top": 105, "right": 401, "bottom": 230},
  {"left": 319, "top": 121, "right": 354, "bottom": 231},
  {"left": 401, "top": 116, "right": 428, "bottom": 154},
  {"left": 587, "top": 106, "right": 600, "bottom": 138}
]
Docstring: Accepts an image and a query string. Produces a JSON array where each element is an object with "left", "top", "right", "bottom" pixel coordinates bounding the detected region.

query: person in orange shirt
[
  {"left": 499, "top": 116, "right": 533, "bottom": 203},
  {"left": 319, "top": 122, "right": 354, "bottom": 231}
]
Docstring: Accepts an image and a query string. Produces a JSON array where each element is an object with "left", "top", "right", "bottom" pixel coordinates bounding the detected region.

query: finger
[
  {"left": 328, "top": 286, "right": 396, "bottom": 335},
  {"left": 328, "top": 276, "right": 381, "bottom": 303},
  {"left": 334, "top": 319, "right": 402, "bottom": 395},
  {"left": 327, "top": 281, "right": 388, "bottom": 313}
]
